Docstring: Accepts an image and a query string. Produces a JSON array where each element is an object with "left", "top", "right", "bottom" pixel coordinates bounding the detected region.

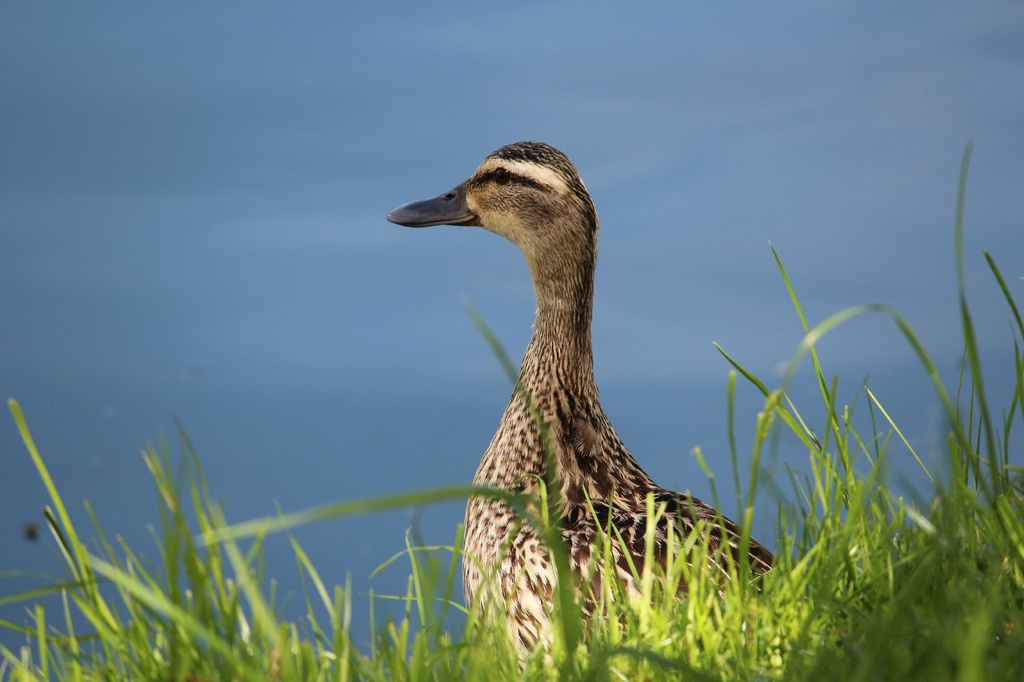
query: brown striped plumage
[{"left": 387, "top": 142, "right": 773, "bottom": 651}]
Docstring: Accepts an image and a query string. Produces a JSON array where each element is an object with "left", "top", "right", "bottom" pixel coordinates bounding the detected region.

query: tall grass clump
[{"left": 2, "top": 143, "right": 1022, "bottom": 680}]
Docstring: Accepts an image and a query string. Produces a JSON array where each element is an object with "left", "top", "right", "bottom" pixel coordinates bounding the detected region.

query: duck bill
[{"left": 386, "top": 182, "right": 478, "bottom": 228}]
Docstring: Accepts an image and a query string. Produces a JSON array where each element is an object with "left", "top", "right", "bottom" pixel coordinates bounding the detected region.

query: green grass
[{"left": 2, "top": 144, "right": 1023, "bottom": 680}]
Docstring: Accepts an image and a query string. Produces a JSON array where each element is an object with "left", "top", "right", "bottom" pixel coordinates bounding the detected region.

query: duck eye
[{"left": 493, "top": 167, "right": 511, "bottom": 185}]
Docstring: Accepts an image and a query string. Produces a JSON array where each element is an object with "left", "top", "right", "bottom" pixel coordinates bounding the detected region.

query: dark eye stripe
[{"left": 482, "top": 169, "right": 545, "bottom": 190}]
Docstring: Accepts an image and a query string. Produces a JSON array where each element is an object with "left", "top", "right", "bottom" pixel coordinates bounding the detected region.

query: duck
[{"left": 387, "top": 141, "right": 773, "bottom": 651}]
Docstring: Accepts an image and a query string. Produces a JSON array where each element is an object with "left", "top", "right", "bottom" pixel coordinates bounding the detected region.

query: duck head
[{"left": 387, "top": 142, "right": 599, "bottom": 280}]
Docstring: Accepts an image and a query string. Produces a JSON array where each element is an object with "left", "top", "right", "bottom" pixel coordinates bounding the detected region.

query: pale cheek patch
[{"left": 468, "top": 192, "right": 528, "bottom": 243}]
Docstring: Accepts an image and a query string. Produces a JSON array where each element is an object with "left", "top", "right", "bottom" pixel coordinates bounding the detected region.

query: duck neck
[{"left": 520, "top": 255, "right": 596, "bottom": 396}]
